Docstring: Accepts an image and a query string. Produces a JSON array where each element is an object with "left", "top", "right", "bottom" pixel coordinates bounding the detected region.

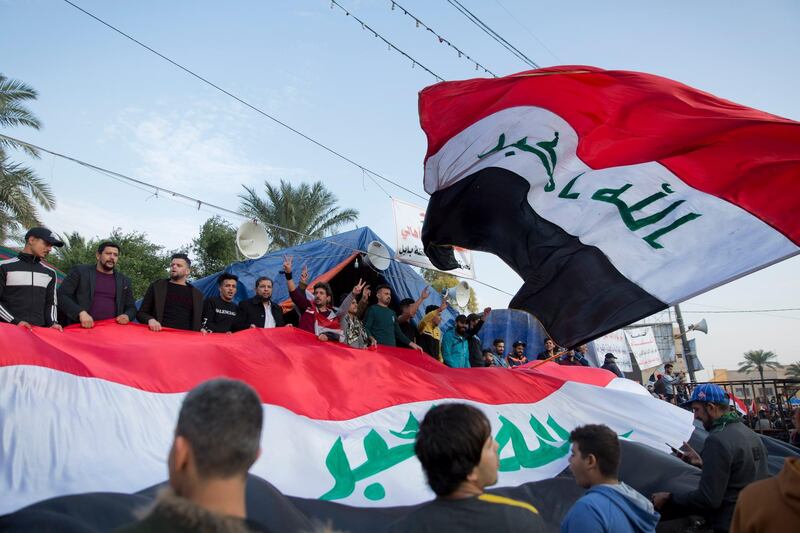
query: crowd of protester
[
  {"left": 3, "top": 227, "right": 800, "bottom": 532},
  {"left": 1, "top": 227, "right": 597, "bottom": 372}
]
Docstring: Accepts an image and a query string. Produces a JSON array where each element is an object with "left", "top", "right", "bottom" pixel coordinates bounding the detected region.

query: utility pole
[{"left": 674, "top": 304, "right": 696, "bottom": 383}]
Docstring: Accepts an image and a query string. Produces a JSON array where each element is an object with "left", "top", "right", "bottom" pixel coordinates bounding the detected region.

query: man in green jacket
[{"left": 363, "top": 284, "right": 423, "bottom": 351}]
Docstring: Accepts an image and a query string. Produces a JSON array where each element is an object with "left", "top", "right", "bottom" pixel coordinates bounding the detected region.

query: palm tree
[
  {"left": 0, "top": 74, "right": 55, "bottom": 242},
  {"left": 786, "top": 361, "right": 800, "bottom": 380},
  {"left": 239, "top": 179, "right": 358, "bottom": 250},
  {"left": 738, "top": 349, "right": 781, "bottom": 383}
]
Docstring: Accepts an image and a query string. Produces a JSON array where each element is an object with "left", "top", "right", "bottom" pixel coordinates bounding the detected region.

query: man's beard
[{"left": 99, "top": 262, "right": 115, "bottom": 272}]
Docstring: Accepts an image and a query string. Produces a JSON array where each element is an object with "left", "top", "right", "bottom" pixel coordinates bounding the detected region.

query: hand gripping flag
[{"left": 419, "top": 66, "right": 800, "bottom": 347}]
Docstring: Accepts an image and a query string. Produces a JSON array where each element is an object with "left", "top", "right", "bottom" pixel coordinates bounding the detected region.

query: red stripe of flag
[{"left": 0, "top": 322, "right": 616, "bottom": 421}]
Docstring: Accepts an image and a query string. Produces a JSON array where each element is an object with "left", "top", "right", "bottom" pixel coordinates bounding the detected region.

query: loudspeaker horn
[
  {"left": 236, "top": 221, "right": 270, "bottom": 260},
  {"left": 689, "top": 318, "right": 708, "bottom": 335},
  {"left": 362, "top": 240, "right": 391, "bottom": 271},
  {"left": 444, "top": 281, "right": 470, "bottom": 309}
]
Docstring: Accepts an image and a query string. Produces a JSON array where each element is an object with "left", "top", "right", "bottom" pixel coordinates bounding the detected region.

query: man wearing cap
[
  {"left": 651, "top": 383, "right": 769, "bottom": 532},
  {"left": 601, "top": 353, "right": 624, "bottom": 378},
  {"left": 0, "top": 227, "right": 64, "bottom": 330},
  {"left": 466, "top": 307, "right": 492, "bottom": 367},
  {"left": 507, "top": 341, "right": 528, "bottom": 367}
]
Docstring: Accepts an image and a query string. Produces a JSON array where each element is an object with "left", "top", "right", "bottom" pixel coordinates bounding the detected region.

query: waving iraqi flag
[
  {"left": 420, "top": 66, "right": 800, "bottom": 347},
  {"left": 0, "top": 322, "right": 694, "bottom": 519}
]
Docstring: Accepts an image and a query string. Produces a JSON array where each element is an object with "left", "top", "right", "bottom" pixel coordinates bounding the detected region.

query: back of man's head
[
  {"left": 569, "top": 424, "right": 620, "bottom": 480},
  {"left": 415, "top": 403, "right": 492, "bottom": 497},
  {"left": 175, "top": 378, "right": 263, "bottom": 479}
]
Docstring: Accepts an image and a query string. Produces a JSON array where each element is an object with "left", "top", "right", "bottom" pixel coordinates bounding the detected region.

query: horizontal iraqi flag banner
[
  {"left": 419, "top": 66, "right": 800, "bottom": 347},
  {"left": 0, "top": 321, "right": 693, "bottom": 515}
]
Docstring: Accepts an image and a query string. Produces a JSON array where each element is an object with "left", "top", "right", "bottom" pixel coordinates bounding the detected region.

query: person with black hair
[
  {"left": 397, "top": 288, "right": 429, "bottom": 345},
  {"left": 57, "top": 240, "right": 136, "bottom": 328},
  {"left": 118, "top": 378, "right": 270, "bottom": 532},
  {"left": 363, "top": 284, "right": 423, "bottom": 351},
  {"left": 201, "top": 273, "right": 242, "bottom": 334},
  {"left": 283, "top": 255, "right": 341, "bottom": 341},
  {"left": 490, "top": 339, "right": 509, "bottom": 368},
  {"left": 136, "top": 253, "right": 204, "bottom": 331},
  {"left": 237, "top": 276, "right": 286, "bottom": 330},
  {"left": 562, "top": 424, "right": 659, "bottom": 532},
  {"left": 337, "top": 279, "right": 376, "bottom": 348},
  {"left": 442, "top": 314, "right": 470, "bottom": 368},
  {"left": 536, "top": 337, "right": 558, "bottom": 361},
  {"left": 388, "top": 403, "right": 543, "bottom": 532}
]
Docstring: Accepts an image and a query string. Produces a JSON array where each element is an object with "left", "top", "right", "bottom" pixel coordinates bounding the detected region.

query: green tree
[
  {"left": 738, "top": 349, "right": 781, "bottom": 383},
  {"left": 190, "top": 216, "right": 238, "bottom": 278},
  {"left": 239, "top": 179, "right": 358, "bottom": 250},
  {"left": 786, "top": 361, "right": 800, "bottom": 380},
  {"left": 50, "top": 229, "right": 170, "bottom": 299},
  {"left": 421, "top": 269, "right": 478, "bottom": 313},
  {"left": 0, "top": 74, "right": 55, "bottom": 242}
]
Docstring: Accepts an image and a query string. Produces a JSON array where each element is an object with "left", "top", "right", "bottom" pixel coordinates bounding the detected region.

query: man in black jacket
[
  {"left": 136, "top": 253, "right": 204, "bottom": 331},
  {"left": 652, "top": 384, "right": 769, "bottom": 531},
  {"left": 58, "top": 241, "right": 136, "bottom": 328},
  {"left": 601, "top": 352, "right": 625, "bottom": 378},
  {"left": 201, "top": 273, "right": 242, "bottom": 333},
  {"left": 466, "top": 308, "right": 491, "bottom": 367},
  {"left": 237, "top": 276, "right": 285, "bottom": 330},
  {"left": 0, "top": 227, "right": 63, "bottom": 330}
]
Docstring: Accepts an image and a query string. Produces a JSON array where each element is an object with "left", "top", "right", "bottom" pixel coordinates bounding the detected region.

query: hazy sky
[{"left": 2, "top": 0, "right": 798, "bottom": 378}]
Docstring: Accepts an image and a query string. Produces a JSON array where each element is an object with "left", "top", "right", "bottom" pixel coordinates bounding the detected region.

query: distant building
[{"left": 710, "top": 367, "right": 791, "bottom": 405}]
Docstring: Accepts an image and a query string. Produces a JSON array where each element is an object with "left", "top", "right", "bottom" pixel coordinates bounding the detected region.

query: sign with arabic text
[
  {"left": 392, "top": 198, "right": 475, "bottom": 278},
  {"left": 624, "top": 326, "right": 662, "bottom": 369},
  {"left": 591, "top": 330, "right": 633, "bottom": 372}
]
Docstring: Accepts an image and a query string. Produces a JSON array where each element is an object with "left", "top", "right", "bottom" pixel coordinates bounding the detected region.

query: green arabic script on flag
[
  {"left": 320, "top": 411, "right": 633, "bottom": 502},
  {"left": 478, "top": 131, "right": 702, "bottom": 249}
]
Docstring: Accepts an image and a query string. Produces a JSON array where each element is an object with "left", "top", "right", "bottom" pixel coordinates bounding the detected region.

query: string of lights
[
  {"left": 389, "top": 1, "right": 497, "bottom": 77},
  {"left": 60, "top": 0, "right": 428, "bottom": 202},
  {"left": 445, "top": 0, "right": 540, "bottom": 69},
  {"left": 328, "top": 0, "right": 444, "bottom": 82},
  {"left": 0, "top": 133, "right": 515, "bottom": 297}
]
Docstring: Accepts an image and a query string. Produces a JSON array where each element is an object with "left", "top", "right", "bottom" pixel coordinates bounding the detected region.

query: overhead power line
[
  {"left": 389, "top": 1, "right": 497, "bottom": 77},
  {"left": 60, "top": 0, "right": 427, "bottom": 202},
  {"left": 328, "top": 0, "right": 443, "bottom": 82},
  {"left": 445, "top": 0, "right": 540, "bottom": 69},
  {"left": 491, "top": 0, "right": 561, "bottom": 64},
  {"left": 0, "top": 133, "right": 514, "bottom": 297}
]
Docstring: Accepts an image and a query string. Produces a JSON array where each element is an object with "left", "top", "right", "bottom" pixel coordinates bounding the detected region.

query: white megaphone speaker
[
  {"left": 444, "top": 281, "right": 470, "bottom": 310},
  {"left": 362, "top": 240, "right": 391, "bottom": 271},
  {"left": 235, "top": 221, "right": 270, "bottom": 260},
  {"left": 689, "top": 318, "right": 708, "bottom": 335}
]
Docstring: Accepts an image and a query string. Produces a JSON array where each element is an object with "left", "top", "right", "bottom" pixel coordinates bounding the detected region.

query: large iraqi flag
[
  {"left": 420, "top": 66, "right": 800, "bottom": 348},
  {"left": 0, "top": 322, "right": 694, "bottom": 521}
]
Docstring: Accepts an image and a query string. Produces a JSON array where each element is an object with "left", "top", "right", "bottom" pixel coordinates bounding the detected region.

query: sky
[{"left": 2, "top": 0, "right": 798, "bottom": 378}]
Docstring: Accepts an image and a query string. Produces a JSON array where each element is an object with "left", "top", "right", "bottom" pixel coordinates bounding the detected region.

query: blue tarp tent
[{"left": 192, "top": 227, "right": 457, "bottom": 326}]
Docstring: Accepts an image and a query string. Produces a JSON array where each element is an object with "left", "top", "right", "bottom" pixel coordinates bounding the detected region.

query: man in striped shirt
[{"left": 0, "top": 227, "right": 63, "bottom": 330}]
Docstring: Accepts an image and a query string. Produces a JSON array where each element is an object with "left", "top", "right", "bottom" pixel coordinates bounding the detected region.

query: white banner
[
  {"left": 392, "top": 198, "right": 475, "bottom": 279},
  {"left": 624, "top": 327, "right": 662, "bottom": 370},
  {"left": 591, "top": 330, "right": 633, "bottom": 372}
]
